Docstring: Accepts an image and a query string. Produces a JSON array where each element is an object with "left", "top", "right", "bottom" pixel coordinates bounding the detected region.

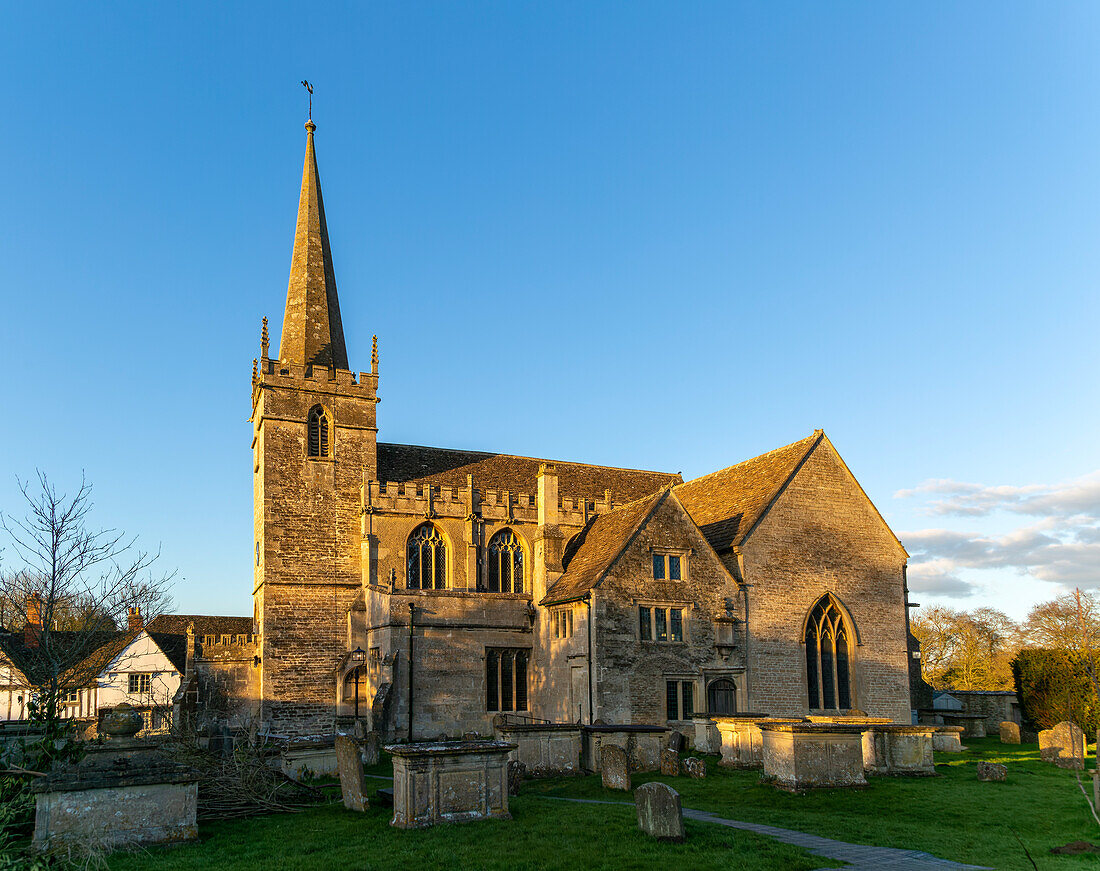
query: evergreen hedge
[{"left": 1012, "top": 649, "right": 1099, "bottom": 732}]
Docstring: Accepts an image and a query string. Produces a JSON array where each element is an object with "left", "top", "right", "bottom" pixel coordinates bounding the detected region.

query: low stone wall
[
  {"left": 386, "top": 741, "right": 515, "bottom": 829},
  {"left": 939, "top": 713, "right": 987, "bottom": 739},
  {"left": 495, "top": 724, "right": 582, "bottom": 776},
  {"left": 582, "top": 725, "right": 668, "bottom": 773},
  {"left": 865, "top": 725, "right": 936, "bottom": 776},
  {"left": 760, "top": 723, "right": 868, "bottom": 791},
  {"left": 713, "top": 716, "right": 803, "bottom": 769}
]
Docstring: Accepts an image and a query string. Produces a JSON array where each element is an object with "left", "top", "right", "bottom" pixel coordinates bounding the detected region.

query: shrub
[{"left": 1012, "top": 649, "right": 1099, "bottom": 732}]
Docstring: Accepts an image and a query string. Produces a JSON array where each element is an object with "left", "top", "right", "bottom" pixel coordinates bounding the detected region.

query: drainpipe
[
  {"left": 733, "top": 546, "right": 752, "bottom": 712},
  {"left": 407, "top": 602, "right": 415, "bottom": 742},
  {"left": 585, "top": 594, "right": 594, "bottom": 724}
]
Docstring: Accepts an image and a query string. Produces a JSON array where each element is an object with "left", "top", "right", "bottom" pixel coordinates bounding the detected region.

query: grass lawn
[
  {"left": 524, "top": 737, "right": 1100, "bottom": 870},
  {"left": 104, "top": 738, "right": 1100, "bottom": 871}
]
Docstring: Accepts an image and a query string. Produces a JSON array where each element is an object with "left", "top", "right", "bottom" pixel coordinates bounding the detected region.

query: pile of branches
[{"left": 165, "top": 742, "right": 325, "bottom": 822}]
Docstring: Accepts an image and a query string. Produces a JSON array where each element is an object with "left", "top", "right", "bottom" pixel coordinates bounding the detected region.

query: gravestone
[
  {"left": 361, "top": 731, "right": 381, "bottom": 767},
  {"left": 1040, "top": 722, "right": 1085, "bottom": 770},
  {"left": 999, "top": 722, "right": 1020, "bottom": 744},
  {"left": 683, "top": 757, "right": 707, "bottom": 779},
  {"left": 667, "top": 731, "right": 685, "bottom": 753},
  {"left": 635, "top": 782, "right": 685, "bottom": 842},
  {"left": 601, "top": 745, "right": 631, "bottom": 791},
  {"left": 660, "top": 748, "right": 681, "bottom": 776},
  {"left": 507, "top": 760, "right": 526, "bottom": 796},
  {"left": 335, "top": 735, "right": 369, "bottom": 811},
  {"left": 976, "top": 761, "right": 1007, "bottom": 782}
]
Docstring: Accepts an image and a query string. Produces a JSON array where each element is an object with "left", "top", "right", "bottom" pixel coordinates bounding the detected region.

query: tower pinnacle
[{"left": 277, "top": 117, "right": 349, "bottom": 370}]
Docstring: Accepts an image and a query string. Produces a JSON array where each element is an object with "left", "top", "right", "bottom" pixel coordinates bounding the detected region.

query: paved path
[{"left": 537, "top": 797, "right": 991, "bottom": 871}]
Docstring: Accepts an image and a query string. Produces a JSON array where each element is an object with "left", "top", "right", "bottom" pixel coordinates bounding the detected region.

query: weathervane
[{"left": 301, "top": 80, "right": 314, "bottom": 120}]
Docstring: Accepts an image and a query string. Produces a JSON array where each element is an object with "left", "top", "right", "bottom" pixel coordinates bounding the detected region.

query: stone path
[{"left": 538, "top": 797, "right": 991, "bottom": 871}]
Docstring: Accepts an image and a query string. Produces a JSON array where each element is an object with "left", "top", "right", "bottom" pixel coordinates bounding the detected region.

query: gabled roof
[
  {"left": 147, "top": 614, "right": 253, "bottom": 638},
  {"left": 377, "top": 443, "right": 681, "bottom": 503},
  {"left": 541, "top": 489, "right": 669, "bottom": 605},
  {"left": 65, "top": 629, "right": 187, "bottom": 685},
  {"left": 674, "top": 432, "right": 822, "bottom": 553}
]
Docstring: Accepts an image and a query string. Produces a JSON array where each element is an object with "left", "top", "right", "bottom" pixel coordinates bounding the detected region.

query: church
[{"left": 250, "top": 118, "right": 916, "bottom": 739}]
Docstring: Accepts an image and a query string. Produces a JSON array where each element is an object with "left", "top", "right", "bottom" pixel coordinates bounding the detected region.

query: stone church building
[{"left": 250, "top": 119, "right": 915, "bottom": 739}]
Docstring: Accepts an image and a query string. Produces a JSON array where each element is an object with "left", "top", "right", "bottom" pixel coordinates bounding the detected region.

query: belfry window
[
  {"left": 307, "top": 405, "right": 330, "bottom": 458},
  {"left": 407, "top": 523, "right": 447, "bottom": 590},
  {"left": 805, "top": 595, "right": 854, "bottom": 711},
  {"left": 487, "top": 529, "right": 525, "bottom": 594}
]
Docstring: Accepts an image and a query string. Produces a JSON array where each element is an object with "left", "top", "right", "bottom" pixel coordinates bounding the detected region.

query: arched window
[
  {"left": 707, "top": 678, "right": 737, "bottom": 715},
  {"left": 407, "top": 524, "right": 446, "bottom": 590},
  {"left": 307, "top": 405, "right": 330, "bottom": 458},
  {"left": 487, "top": 530, "right": 525, "bottom": 594},
  {"left": 805, "top": 596, "right": 854, "bottom": 711}
]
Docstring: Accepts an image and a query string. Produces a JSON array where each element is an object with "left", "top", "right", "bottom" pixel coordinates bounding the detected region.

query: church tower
[{"left": 251, "top": 118, "right": 379, "bottom": 735}]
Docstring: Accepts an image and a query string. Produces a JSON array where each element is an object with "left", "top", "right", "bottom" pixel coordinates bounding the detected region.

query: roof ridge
[
  {"left": 676, "top": 431, "right": 820, "bottom": 489},
  {"left": 380, "top": 442, "right": 680, "bottom": 479}
]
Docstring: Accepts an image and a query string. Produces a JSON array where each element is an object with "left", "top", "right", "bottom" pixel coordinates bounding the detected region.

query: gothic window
[
  {"left": 805, "top": 595, "right": 854, "bottom": 711},
  {"left": 486, "top": 529, "right": 525, "bottom": 594},
  {"left": 406, "top": 523, "right": 447, "bottom": 590},
  {"left": 486, "top": 648, "right": 528, "bottom": 712},
  {"left": 307, "top": 405, "right": 330, "bottom": 458},
  {"left": 707, "top": 678, "right": 737, "bottom": 715}
]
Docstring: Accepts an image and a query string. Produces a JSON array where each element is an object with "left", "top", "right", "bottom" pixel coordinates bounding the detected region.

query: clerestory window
[
  {"left": 486, "top": 529, "right": 525, "bottom": 594},
  {"left": 307, "top": 405, "right": 331, "bottom": 458},
  {"left": 407, "top": 523, "right": 447, "bottom": 590},
  {"left": 805, "top": 595, "right": 854, "bottom": 711}
]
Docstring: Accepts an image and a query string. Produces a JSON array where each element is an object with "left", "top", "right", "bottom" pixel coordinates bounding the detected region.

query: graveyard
[{"left": 97, "top": 735, "right": 1099, "bottom": 871}]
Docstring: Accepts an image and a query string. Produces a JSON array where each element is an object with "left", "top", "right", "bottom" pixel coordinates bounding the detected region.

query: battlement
[
  {"left": 199, "top": 633, "right": 258, "bottom": 651},
  {"left": 360, "top": 480, "right": 617, "bottom": 527},
  {"left": 257, "top": 356, "right": 379, "bottom": 397}
]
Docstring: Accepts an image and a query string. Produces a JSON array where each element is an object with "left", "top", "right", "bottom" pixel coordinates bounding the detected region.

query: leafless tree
[{"left": 0, "top": 472, "right": 174, "bottom": 739}]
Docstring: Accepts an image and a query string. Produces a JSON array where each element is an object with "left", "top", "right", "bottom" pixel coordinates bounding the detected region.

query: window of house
[
  {"left": 707, "top": 678, "right": 737, "bottom": 715},
  {"left": 553, "top": 608, "right": 574, "bottom": 639},
  {"left": 64, "top": 690, "right": 80, "bottom": 705},
  {"left": 369, "top": 647, "right": 381, "bottom": 661},
  {"left": 638, "top": 606, "right": 684, "bottom": 642},
  {"left": 487, "top": 529, "right": 524, "bottom": 594},
  {"left": 665, "top": 679, "right": 695, "bottom": 721},
  {"left": 307, "top": 405, "right": 331, "bottom": 458},
  {"left": 652, "top": 553, "right": 684, "bottom": 580},
  {"left": 407, "top": 523, "right": 447, "bottom": 590},
  {"left": 128, "top": 673, "right": 151, "bottom": 694},
  {"left": 152, "top": 709, "right": 170, "bottom": 731},
  {"left": 805, "top": 595, "right": 854, "bottom": 711},
  {"left": 486, "top": 648, "right": 529, "bottom": 713}
]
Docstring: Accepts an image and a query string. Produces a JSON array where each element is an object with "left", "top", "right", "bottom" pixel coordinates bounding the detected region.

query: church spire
[{"left": 277, "top": 118, "right": 349, "bottom": 370}]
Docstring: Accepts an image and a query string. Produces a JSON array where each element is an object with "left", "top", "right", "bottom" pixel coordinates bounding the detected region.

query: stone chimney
[
  {"left": 533, "top": 464, "right": 564, "bottom": 603},
  {"left": 24, "top": 593, "right": 43, "bottom": 649},
  {"left": 128, "top": 606, "right": 143, "bottom": 632}
]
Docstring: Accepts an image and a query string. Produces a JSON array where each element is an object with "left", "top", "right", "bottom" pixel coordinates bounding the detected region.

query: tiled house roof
[
  {"left": 674, "top": 432, "right": 822, "bottom": 553},
  {"left": 541, "top": 490, "right": 669, "bottom": 605},
  {"left": 377, "top": 443, "right": 681, "bottom": 502},
  {"left": 147, "top": 614, "right": 253, "bottom": 638}
]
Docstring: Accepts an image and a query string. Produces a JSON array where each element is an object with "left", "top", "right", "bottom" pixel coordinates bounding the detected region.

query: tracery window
[
  {"left": 707, "top": 678, "right": 737, "bottom": 715},
  {"left": 406, "top": 523, "right": 447, "bottom": 590},
  {"left": 486, "top": 529, "right": 524, "bottom": 594},
  {"left": 805, "top": 595, "right": 853, "bottom": 711},
  {"left": 307, "top": 405, "right": 330, "bottom": 458},
  {"left": 486, "top": 648, "right": 529, "bottom": 712}
]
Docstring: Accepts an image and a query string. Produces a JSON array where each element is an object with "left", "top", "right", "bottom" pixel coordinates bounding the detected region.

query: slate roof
[
  {"left": 541, "top": 490, "right": 669, "bottom": 605},
  {"left": 674, "top": 432, "right": 822, "bottom": 553},
  {"left": 377, "top": 443, "right": 681, "bottom": 502},
  {"left": 147, "top": 614, "right": 254, "bottom": 638}
]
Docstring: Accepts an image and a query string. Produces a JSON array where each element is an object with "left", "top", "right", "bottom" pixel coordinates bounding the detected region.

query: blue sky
[{"left": 1, "top": 2, "right": 1098, "bottom": 621}]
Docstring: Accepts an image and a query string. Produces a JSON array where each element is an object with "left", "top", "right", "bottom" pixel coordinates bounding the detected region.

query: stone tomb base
[
  {"left": 494, "top": 723, "right": 582, "bottom": 776},
  {"left": 713, "top": 716, "right": 803, "bottom": 769},
  {"left": 932, "top": 726, "right": 966, "bottom": 753},
  {"left": 864, "top": 725, "right": 936, "bottom": 776},
  {"left": 386, "top": 741, "right": 515, "bottom": 829},
  {"left": 582, "top": 725, "right": 668, "bottom": 773},
  {"left": 760, "top": 723, "right": 868, "bottom": 791}
]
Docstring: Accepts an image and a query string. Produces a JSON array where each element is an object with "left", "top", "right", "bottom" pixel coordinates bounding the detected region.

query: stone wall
[{"left": 734, "top": 441, "right": 910, "bottom": 722}]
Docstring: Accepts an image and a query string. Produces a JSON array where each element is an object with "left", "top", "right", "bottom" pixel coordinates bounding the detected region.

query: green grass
[
  {"left": 104, "top": 739, "right": 1100, "bottom": 871},
  {"left": 524, "top": 738, "right": 1100, "bottom": 870}
]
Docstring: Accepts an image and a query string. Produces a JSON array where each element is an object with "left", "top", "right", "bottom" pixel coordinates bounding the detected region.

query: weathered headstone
[
  {"left": 601, "top": 744, "right": 631, "bottom": 790},
  {"left": 660, "top": 748, "right": 681, "bottom": 776},
  {"left": 976, "top": 761, "right": 1007, "bottom": 782},
  {"left": 1040, "top": 721, "right": 1085, "bottom": 770},
  {"left": 635, "top": 782, "right": 685, "bottom": 842},
  {"left": 335, "top": 735, "right": 369, "bottom": 811},
  {"left": 360, "top": 730, "right": 381, "bottom": 767},
  {"left": 667, "top": 730, "right": 685, "bottom": 753},
  {"left": 507, "top": 759, "right": 526, "bottom": 796},
  {"left": 999, "top": 721, "right": 1020, "bottom": 744},
  {"left": 683, "top": 757, "right": 707, "bottom": 779}
]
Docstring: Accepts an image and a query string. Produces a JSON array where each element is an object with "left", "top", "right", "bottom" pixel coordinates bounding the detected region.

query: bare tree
[
  {"left": 1024, "top": 590, "right": 1100, "bottom": 651},
  {"left": 0, "top": 472, "right": 174, "bottom": 741},
  {"left": 911, "top": 605, "right": 1020, "bottom": 691}
]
